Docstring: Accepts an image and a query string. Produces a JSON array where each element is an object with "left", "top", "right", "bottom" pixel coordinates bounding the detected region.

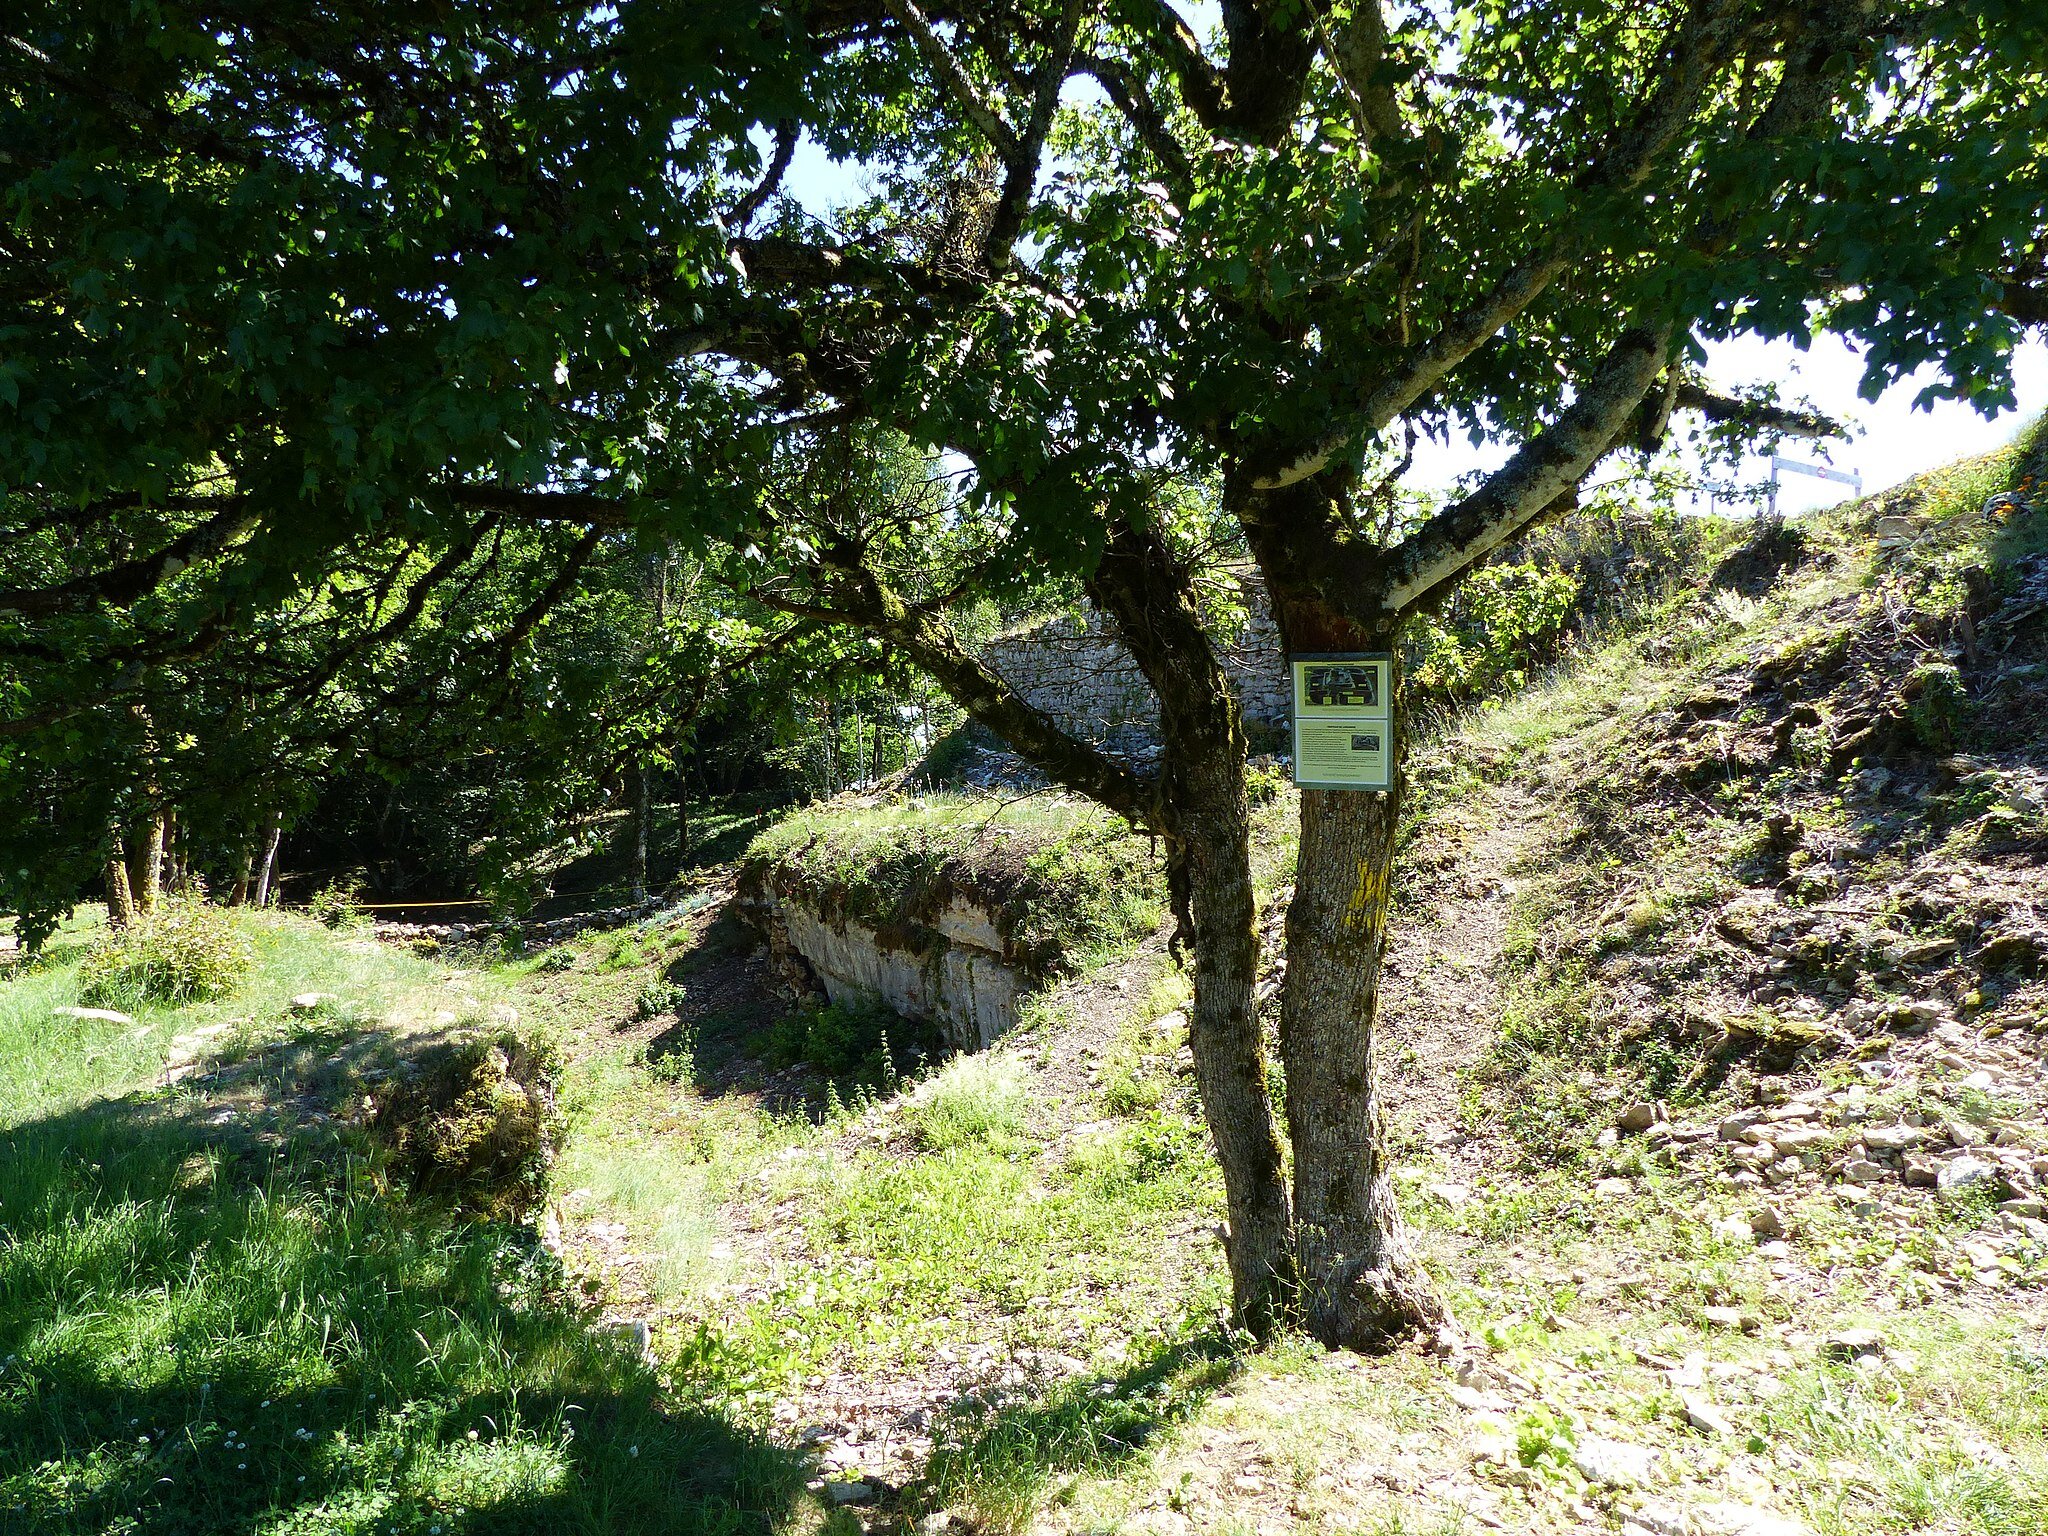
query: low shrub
[
  {"left": 910, "top": 726, "right": 978, "bottom": 786},
  {"left": 369, "top": 1029, "right": 561, "bottom": 1220},
  {"left": 763, "top": 995, "right": 941, "bottom": 1086},
  {"left": 307, "top": 877, "right": 366, "bottom": 929},
  {"left": 1906, "top": 659, "right": 1968, "bottom": 750},
  {"left": 1100, "top": 1062, "right": 1163, "bottom": 1117},
  {"left": 907, "top": 1056, "right": 1028, "bottom": 1150},
  {"left": 634, "top": 977, "right": 687, "bottom": 1020},
  {"left": 77, "top": 899, "right": 252, "bottom": 1005}
]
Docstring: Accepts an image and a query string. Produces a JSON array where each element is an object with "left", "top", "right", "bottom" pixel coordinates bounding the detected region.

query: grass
[
  {"left": 903, "top": 1055, "right": 1029, "bottom": 1151},
  {"left": 659, "top": 1106, "right": 1227, "bottom": 1401},
  {"left": 489, "top": 902, "right": 1238, "bottom": 1534},
  {"left": 0, "top": 909, "right": 809, "bottom": 1536}
]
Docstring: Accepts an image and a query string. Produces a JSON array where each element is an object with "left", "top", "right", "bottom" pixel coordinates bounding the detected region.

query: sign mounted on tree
[{"left": 1289, "top": 654, "right": 1393, "bottom": 791}]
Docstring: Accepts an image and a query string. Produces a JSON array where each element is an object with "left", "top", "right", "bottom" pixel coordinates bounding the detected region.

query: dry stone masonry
[{"left": 981, "top": 570, "right": 1291, "bottom": 752}]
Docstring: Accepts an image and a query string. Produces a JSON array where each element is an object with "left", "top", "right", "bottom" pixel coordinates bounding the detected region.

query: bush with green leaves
[
  {"left": 1411, "top": 562, "right": 1582, "bottom": 702},
  {"left": 1906, "top": 660, "right": 1968, "bottom": 750},
  {"left": 307, "top": 876, "right": 366, "bottom": 929},
  {"left": 77, "top": 900, "right": 252, "bottom": 1006},
  {"left": 763, "top": 995, "right": 941, "bottom": 1088},
  {"left": 634, "top": 977, "right": 687, "bottom": 1020}
]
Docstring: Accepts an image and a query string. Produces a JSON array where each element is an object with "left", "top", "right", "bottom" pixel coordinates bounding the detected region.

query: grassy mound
[
  {"left": 741, "top": 793, "right": 1165, "bottom": 978},
  {"left": 1441, "top": 414, "right": 2048, "bottom": 1154}
]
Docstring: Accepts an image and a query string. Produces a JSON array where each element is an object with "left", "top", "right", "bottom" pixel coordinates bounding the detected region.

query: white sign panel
[{"left": 1290, "top": 653, "right": 1393, "bottom": 791}]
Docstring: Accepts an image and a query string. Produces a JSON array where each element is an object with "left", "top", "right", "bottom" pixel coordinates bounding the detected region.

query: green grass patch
[{"left": 0, "top": 909, "right": 811, "bottom": 1536}]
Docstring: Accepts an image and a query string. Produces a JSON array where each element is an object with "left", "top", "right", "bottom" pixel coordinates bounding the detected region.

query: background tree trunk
[
  {"left": 105, "top": 835, "right": 136, "bottom": 931},
  {"left": 1277, "top": 650, "right": 1447, "bottom": 1349},
  {"left": 253, "top": 818, "right": 283, "bottom": 908},
  {"left": 633, "top": 763, "right": 651, "bottom": 903},
  {"left": 129, "top": 811, "right": 165, "bottom": 916},
  {"left": 230, "top": 839, "right": 255, "bottom": 906},
  {"left": 677, "top": 773, "right": 691, "bottom": 866}
]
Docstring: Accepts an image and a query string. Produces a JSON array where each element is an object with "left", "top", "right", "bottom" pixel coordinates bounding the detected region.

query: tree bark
[
  {"left": 253, "top": 818, "right": 282, "bottom": 907},
  {"left": 1276, "top": 645, "right": 1447, "bottom": 1350},
  {"left": 105, "top": 834, "right": 136, "bottom": 931},
  {"left": 129, "top": 810, "right": 165, "bottom": 916},
  {"left": 1173, "top": 758, "right": 1296, "bottom": 1334},
  {"left": 1084, "top": 520, "right": 1296, "bottom": 1332},
  {"left": 231, "top": 839, "right": 255, "bottom": 906},
  {"left": 633, "top": 762, "right": 651, "bottom": 903}
]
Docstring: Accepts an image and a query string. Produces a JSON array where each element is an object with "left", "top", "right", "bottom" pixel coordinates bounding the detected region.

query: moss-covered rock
[{"left": 369, "top": 1029, "right": 559, "bottom": 1220}]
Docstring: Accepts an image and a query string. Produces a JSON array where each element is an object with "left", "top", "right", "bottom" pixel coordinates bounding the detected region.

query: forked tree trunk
[{"left": 1277, "top": 650, "right": 1447, "bottom": 1349}]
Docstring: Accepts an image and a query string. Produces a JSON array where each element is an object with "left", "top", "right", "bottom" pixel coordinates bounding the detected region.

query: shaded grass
[
  {"left": 0, "top": 913, "right": 810, "bottom": 1536},
  {"left": 918, "top": 1332, "right": 1244, "bottom": 1535}
]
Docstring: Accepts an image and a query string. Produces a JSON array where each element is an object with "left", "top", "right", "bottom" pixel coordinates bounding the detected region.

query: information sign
[{"left": 1289, "top": 653, "right": 1393, "bottom": 791}]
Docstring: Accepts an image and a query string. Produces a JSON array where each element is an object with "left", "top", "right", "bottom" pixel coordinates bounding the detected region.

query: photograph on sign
[
  {"left": 1302, "top": 663, "right": 1379, "bottom": 709},
  {"left": 1290, "top": 653, "right": 1393, "bottom": 791}
]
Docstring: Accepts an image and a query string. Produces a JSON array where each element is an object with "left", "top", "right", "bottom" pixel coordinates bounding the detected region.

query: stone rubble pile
[{"left": 372, "top": 896, "right": 688, "bottom": 949}]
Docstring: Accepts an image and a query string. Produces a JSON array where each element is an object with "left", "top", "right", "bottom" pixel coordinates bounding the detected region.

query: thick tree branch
[
  {"left": 882, "top": 0, "right": 1020, "bottom": 158},
  {"left": 1077, "top": 51, "right": 1194, "bottom": 191},
  {"left": 1377, "top": 323, "right": 1673, "bottom": 611},
  {"left": 754, "top": 557, "right": 1163, "bottom": 830},
  {"left": 731, "top": 119, "right": 799, "bottom": 230},
  {"left": 1997, "top": 279, "right": 2048, "bottom": 328},
  {"left": 1675, "top": 381, "right": 1842, "bottom": 439},
  {"left": 447, "top": 485, "right": 641, "bottom": 528},
  {"left": 0, "top": 502, "right": 259, "bottom": 618},
  {"left": 1249, "top": 0, "right": 1748, "bottom": 489},
  {"left": 1, "top": 32, "right": 270, "bottom": 170},
  {"left": 1118, "top": 0, "right": 1228, "bottom": 128},
  {"left": 984, "top": 0, "right": 1089, "bottom": 265},
  {"left": 1334, "top": 0, "right": 1405, "bottom": 146}
]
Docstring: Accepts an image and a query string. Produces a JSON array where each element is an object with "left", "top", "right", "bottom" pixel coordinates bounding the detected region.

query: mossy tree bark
[
  {"left": 128, "top": 810, "right": 165, "bottom": 917},
  {"left": 1262, "top": 587, "right": 1446, "bottom": 1348},
  {"left": 1280, "top": 771, "right": 1446, "bottom": 1347},
  {"left": 1087, "top": 523, "right": 1296, "bottom": 1332},
  {"left": 104, "top": 834, "right": 136, "bottom": 932}
]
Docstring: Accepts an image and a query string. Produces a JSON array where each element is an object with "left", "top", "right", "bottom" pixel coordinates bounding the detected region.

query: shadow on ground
[
  {"left": 0, "top": 1046, "right": 812, "bottom": 1535},
  {"left": 910, "top": 1332, "right": 1246, "bottom": 1525}
]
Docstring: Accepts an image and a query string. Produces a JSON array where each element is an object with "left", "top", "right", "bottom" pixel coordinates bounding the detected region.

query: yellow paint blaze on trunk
[{"left": 1344, "top": 856, "right": 1389, "bottom": 933}]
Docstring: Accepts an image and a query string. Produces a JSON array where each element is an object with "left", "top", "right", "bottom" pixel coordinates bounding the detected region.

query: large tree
[{"left": 5, "top": 0, "right": 2045, "bottom": 1346}]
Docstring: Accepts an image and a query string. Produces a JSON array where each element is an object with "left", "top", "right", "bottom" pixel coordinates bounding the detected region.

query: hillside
[{"left": 4, "top": 426, "right": 2045, "bottom": 1536}]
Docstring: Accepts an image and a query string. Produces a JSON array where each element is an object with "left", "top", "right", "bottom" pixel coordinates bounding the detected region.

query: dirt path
[{"left": 1379, "top": 779, "right": 1543, "bottom": 1177}]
